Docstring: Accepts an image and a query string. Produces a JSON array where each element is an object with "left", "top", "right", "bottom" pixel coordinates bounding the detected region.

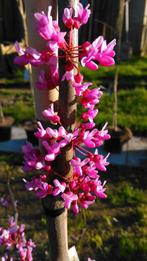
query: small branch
[
  {"left": 0, "top": 103, "right": 4, "bottom": 123},
  {"left": 112, "top": 67, "right": 118, "bottom": 131},
  {"left": 7, "top": 170, "right": 18, "bottom": 224}
]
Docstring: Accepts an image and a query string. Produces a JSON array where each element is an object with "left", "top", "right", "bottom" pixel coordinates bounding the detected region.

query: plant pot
[
  {"left": 24, "top": 120, "right": 38, "bottom": 146},
  {"left": 0, "top": 117, "right": 14, "bottom": 141},
  {"left": 104, "top": 127, "right": 133, "bottom": 153}
]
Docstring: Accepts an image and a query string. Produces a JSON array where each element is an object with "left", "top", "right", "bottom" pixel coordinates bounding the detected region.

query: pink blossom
[
  {"left": 80, "top": 88, "right": 103, "bottom": 108},
  {"left": 92, "top": 179, "right": 107, "bottom": 199},
  {"left": 43, "top": 104, "right": 60, "bottom": 124},
  {"left": 82, "top": 107, "right": 98, "bottom": 122},
  {"left": 0, "top": 196, "right": 9, "bottom": 208},
  {"left": 52, "top": 179, "right": 66, "bottom": 196},
  {"left": 74, "top": 3, "right": 91, "bottom": 28},
  {"left": 62, "top": 8, "right": 73, "bottom": 28},
  {"left": 22, "top": 143, "right": 44, "bottom": 172},
  {"left": 79, "top": 192, "right": 95, "bottom": 209},
  {"left": 71, "top": 157, "right": 89, "bottom": 176},
  {"left": 62, "top": 70, "right": 74, "bottom": 82},
  {"left": 81, "top": 36, "right": 103, "bottom": 69},
  {"left": 73, "top": 82, "right": 92, "bottom": 96},
  {"left": 95, "top": 39, "right": 116, "bottom": 66},
  {"left": 18, "top": 1, "right": 116, "bottom": 214},
  {"left": 36, "top": 70, "right": 58, "bottom": 90},
  {"left": 61, "top": 192, "right": 78, "bottom": 209},
  {"left": 14, "top": 42, "right": 41, "bottom": 67},
  {"left": 92, "top": 150, "right": 110, "bottom": 171},
  {"left": 63, "top": 3, "right": 91, "bottom": 29},
  {"left": 34, "top": 6, "right": 66, "bottom": 51},
  {"left": 24, "top": 177, "right": 52, "bottom": 198},
  {"left": 0, "top": 217, "right": 36, "bottom": 261}
]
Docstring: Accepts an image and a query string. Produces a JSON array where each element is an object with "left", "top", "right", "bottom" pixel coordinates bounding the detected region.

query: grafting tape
[{"left": 43, "top": 204, "right": 66, "bottom": 218}]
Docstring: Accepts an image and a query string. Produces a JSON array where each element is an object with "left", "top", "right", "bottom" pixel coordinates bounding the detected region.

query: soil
[{"left": 0, "top": 117, "right": 14, "bottom": 127}]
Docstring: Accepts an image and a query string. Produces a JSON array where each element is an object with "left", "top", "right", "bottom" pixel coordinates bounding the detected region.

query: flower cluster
[
  {"left": 15, "top": 1, "right": 116, "bottom": 214},
  {"left": 0, "top": 217, "right": 36, "bottom": 261}
]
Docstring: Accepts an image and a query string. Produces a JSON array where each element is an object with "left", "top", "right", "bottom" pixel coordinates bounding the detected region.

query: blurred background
[{"left": 0, "top": 0, "right": 147, "bottom": 260}]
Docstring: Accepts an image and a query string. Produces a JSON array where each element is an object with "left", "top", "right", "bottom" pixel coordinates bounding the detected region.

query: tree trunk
[
  {"left": 24, "top": 1, "right": 68, "bottom": 261},
  {"left": 24, "top": 1, "right": 78, "bottom": 260}
]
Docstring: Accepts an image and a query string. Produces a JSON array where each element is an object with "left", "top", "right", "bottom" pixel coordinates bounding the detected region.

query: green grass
[
  {"left": 108, "top": 182, "right": 147, "bottom": 206},
  {"left": 3, "top": 101, "right": 35, "bottom": 124},
  {"left": 81, "top": 56, "right": 147, "bottom": 87},
  {"left": 78, "top": 87, "right": 147, "bottom": 134},
  {"left": 1, "top": 87, "right": 147, "bottom": 133}
]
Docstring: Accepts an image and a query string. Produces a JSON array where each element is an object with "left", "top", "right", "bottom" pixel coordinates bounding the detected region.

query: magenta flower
[
  {"left": 14, "top": 42, "right": 41, "bottom": 67},
  {"left": 82, "top": 107, "right": 98, "bottom": 122},
  {"left": 92, "top": 150, "right": 110, "bottom": 171},
  {"left": 61, "top": 192, "right": 78, "bottom": 209},
  {"left": 0, "top": 217, "right": 36, "bottom": 261},
  {"left": 19, "top": 1, "right": 116, "bottom": 214},
  {"left": 63, "top": 3, "right": 91, "bottom": 29},
  {"left": 52, "top": 179, "right": 66, "bottom": 196},
  {"left": 74, "top": 3, "right": 91, "bottom": 28},
  {"left": 43, "top": 104, "right": 60, "bottom": 124},
  {"left": 34, "top": 6, "right": 66, "bottom": 51},
  {"left": 95, "top": 39, "right": 116, "bottom": 66}
]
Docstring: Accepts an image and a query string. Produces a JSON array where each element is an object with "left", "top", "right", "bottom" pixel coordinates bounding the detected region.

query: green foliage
[
  {"left": 117, "top": 231, "right": 147, "bottom": 260},
  {"left": 97, "top": 88, "right": 147, "bottom": 133},
  {"left": 3, "top": 100, "right": 35, "bottom": 124},
  {"left": 108, "top": 182, "right": 147, "bottom": 206},
  {"left": 81, "top": 56, "right": 147, "bottom": 87},
  {"left": 135, "top": 204, "right": 147, "bottom": 226}
]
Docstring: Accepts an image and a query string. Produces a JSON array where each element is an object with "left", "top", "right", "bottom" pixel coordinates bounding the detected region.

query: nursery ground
[{"left": 0, "top": 154, "right": 147, "bottom": 261}]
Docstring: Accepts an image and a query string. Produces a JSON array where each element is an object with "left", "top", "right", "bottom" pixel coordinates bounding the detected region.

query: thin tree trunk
[
  {"left": 24, "top": 2, "right": 68, "bottom": 261},
  {"left": 24, "top": 0, "right": 58, "bottom": 120},
  {"left": 112, "top": 0, "right": 125, "bottom": 130},
  {"left": 24, "top": 1, "right": 78, "bottom": 260}
]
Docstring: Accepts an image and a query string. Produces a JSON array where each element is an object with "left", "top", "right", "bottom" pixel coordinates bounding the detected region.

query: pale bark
[
  {"left": 24, "top": 1, "right": 78, "bottom": 260},
  {"left": 25, "top": 0, "right": 58, "bottom": 120}
]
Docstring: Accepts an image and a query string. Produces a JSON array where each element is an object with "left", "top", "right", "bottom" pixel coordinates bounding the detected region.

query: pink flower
[
  {"left": 0, "top": 217, "right": 35, "bottom": 261},
  {"left": 52, "top": 179, "right": 66, "bottom": 196},
  {"left": 24, "top": 177, "right": 52, "bottom": 198},
  {"left": 22, "top": 143, "right": 44, "bottom": 172},
  {"left": 79, "top": 192, "right": 95, "bottom": 209},
  {"left": 95, "top": 39, "right": 116, "bottom": 66},
  {"left": 74, "top": 3, "right": 91, "bottom": 28},
  {"left": 34, "top": 6, "right": 66, "bottom": 51},
  {"left": 62, "top": 8, "right": 73, "bottom": 28},
  {"left": 92, "top": 150, "right": 110, "bottom": 171},
  {"left": 0, "top": 197, "right": 9, "bottom": 208},
  {"left": 36, "top": 70, "right": 58, "bottom": 90},
  {"left": 43, "top": 104, "right": 60, "bottom": 124},
  {"left": 61, "top": 192, "right": 78, "bottom": 209},
  {"left": 81, "top": 36, "right": 116, "bottom": 69},
  {"left": 42, "top": 141, "right": 59, "bottom": 161},
  {"left": 73, "top": 82, "right": 92, "bottom": 96},
  {"left": 18, "top": 1, "right": 115, "bottom": 214},
  {"left": 80, "top": 88, "right": 103, "bottom": 108},
  {"left": 82, "top": 107, "right": 98, "bottom": 122},
  {"left": 92, "top": 179, "right": 107, "bottom": 199},
  {"left": 62, "top": 70, "right": 74, "bottom": 82},
  {"left": 63, "top": 3, "right": 91, "bottom": 29},
  {"left": 14, "top": 42, "right": 41, "bottom": 67},
  {"left": 81, "top": 36, "right": 103, "bottom": 69},
  {"left": 71, "top": 157, "right": 89, "bottom": 176}
]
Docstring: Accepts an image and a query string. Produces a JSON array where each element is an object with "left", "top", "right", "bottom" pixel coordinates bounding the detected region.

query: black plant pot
[
  {"left": 0, "top": 117, "right": 14, "bottom": 141},
  {"left": 104, "top": 127, "right": 132, "bottom": 153},
  {"left": 24, "top": 121, "right": 38, "bottom": 146}
]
